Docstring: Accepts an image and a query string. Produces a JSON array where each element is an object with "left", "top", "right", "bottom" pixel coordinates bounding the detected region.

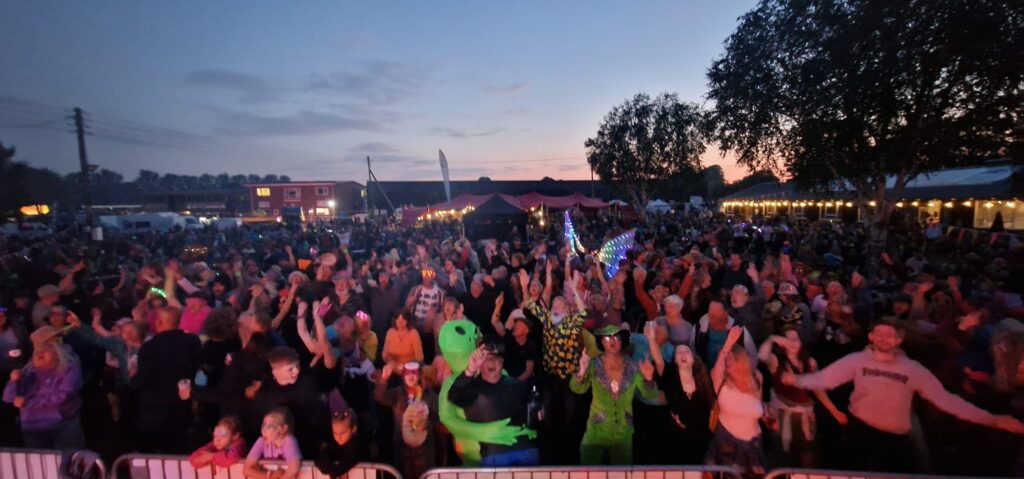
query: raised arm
[
  {"left": 517, "top": 269, "right": 532, "bottom": 308},
  {"left": 285, "top": 244, "right": 296, "bottom": 268},
  {"left": 677, "top": 264, "right": 696, "bottom": 298},
  {"left": 272, "top": 282, "right": 300, "bottom": 330},
  {"left": 295, "top": 301, "right": 317, "bottom": 354},
  {"left": 542, "top": 259, "right": 554, "bottom": 307},
  {"left": 163, "top": 263, "right": 183, "bottom": 309},
  {"left": 59, "top": 261, "right": 85, "bottom": 295},
  {"left": 313, "top": 307, "right": 338, "bottom": 370},
  {"left": 491, "top": 294, "right": 507, "bottom": 337},
  {"left": 711, "top": 326, "right": 744, "bottom": 390},
  {"left": 633, "top": 267, "right": 658, "bottom": 321},
  {"left": 644, "top": 322, "right": 666, "bottom": 376}
]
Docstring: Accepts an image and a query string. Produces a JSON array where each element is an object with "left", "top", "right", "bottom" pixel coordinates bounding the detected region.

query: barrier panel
[
  {"left": 763, "top": 468, "right": 1012, "bottom": 479},
  {"left": 0, "top": 448, "right": 107, "bottom": 479},
  {"left": 110, "top": 454, "right": 402, "bottom": 479},
  {"left": 421, "top": 466, "right": 744, "bottom": 479}
]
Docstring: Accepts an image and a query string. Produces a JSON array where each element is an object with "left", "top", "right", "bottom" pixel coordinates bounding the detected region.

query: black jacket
[{"left": 132, "top": 329, "right": 201, "bottom": 413}]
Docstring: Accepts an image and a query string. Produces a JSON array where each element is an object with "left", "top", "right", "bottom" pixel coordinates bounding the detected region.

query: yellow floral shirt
[{"left": 527, "top": 301, "right": 586, "bottom": 380}]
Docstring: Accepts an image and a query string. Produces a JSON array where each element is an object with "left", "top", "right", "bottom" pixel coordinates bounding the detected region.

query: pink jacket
[{"left": 188, "top": 437, "right": 246, "bottom": 468}]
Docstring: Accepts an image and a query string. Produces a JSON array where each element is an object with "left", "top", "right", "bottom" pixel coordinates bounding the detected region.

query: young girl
[
  {"left": 189, "top": 416, "right": 246, "bottom": 468},
  {"left": 243, "top": 408, "right": 301, "bottom": 479},
  {"left": 315, "top": 395, "right": 369, "bottom": 479},
  {"left": 375, "top": 361, "right": 438, "bottom": 479}
]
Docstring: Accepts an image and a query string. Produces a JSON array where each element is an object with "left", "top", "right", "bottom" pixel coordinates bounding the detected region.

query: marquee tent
[
  {"left": 463, "top": 194, "right": 530, "bottom": 240},
  {"left": 401, "top": 191, "right": 609, "bottom": 225}
]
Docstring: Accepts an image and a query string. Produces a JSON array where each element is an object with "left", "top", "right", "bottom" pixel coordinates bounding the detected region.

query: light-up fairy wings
[
  {"left": 563, "top": 211, "right": 587, "bottom": 256},
  {"left": 564, "top": 211, "right": 634, "bottom": 278},
  {"left": 596, "top": 229, "right": 636, "bottom": 278}
]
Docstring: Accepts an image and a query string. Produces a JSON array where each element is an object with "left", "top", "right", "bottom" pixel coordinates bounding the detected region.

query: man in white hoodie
[{"left": 782, "top": 319, "right": 1024, "bottom": 472}]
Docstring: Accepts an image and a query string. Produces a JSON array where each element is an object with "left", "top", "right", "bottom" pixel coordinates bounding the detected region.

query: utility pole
[
  {"left": 590, "top": 166, "right": 596, "bottom": 198},
  {"left": 365, "top": 156, "right": 372, "bottom": 218},
  {"left": 73, "top": 107, "right": 94, "bottom": 228}
]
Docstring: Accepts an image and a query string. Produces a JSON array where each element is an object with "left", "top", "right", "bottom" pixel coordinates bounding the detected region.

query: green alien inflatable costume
[{"left": 437, "top": 319, "right": 535, "bottom": 465}]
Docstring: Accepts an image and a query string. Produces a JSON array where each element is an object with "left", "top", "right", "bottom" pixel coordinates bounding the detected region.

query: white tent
[{"left": 646, "top": 199, "right": 671, "bottom": 213}]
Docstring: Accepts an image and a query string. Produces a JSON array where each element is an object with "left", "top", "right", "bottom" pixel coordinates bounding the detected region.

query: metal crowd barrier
[
  {"left": 763, "top": 468, "right": 1013, "bottom": 479},
  {"left": 110, "top": 454, "right": 402, "bottom": 479},
  {"left": 421, "top": 466, "right": 744, "bottom": 479},
  {"left": 0, "top": 448, "right": 107, "bottom": 479}
]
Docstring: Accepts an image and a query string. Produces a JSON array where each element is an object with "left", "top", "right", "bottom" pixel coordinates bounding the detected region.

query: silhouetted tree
[
  {"left": 707, "top": 0, "right": 1024, "bottom": 275},
  {"left": 586, "top": 93, "right": 710, "bottom": 208}
]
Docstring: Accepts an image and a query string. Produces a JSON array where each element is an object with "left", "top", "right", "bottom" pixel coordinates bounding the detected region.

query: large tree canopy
[
  {"left": 708, "top": 0, "right": 1022, "bottom": 201},
  {"left": 706, "top": 0, "right": 1023, "bottom": 272},
  {"left": 585, "top": 93, "right": 710, "bottom": 207}
]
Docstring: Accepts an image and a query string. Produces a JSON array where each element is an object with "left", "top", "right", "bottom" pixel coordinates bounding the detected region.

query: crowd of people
[{"left": 1, "top": 207, "right": 1024, "bottom": 478}]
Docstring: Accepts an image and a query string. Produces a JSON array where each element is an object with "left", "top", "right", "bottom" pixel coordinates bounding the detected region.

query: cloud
[
  {"left": 486, "top": 81, "right": 529, "bottom": 95},
  {"left": 183, "top": 69, "right": 279, "bottom": 103},
  {"left": 366, "top": 154, "right": 433, "bottom": 166},
  {"left": 558, "top": 164, "right": 584, "bottom": 172},
  {"left": 430, "top": 126, "right": 506, "bottom": 139},
  {"left": 350, "top": 142, "right": 401, "bottom": 155},
  {"left": 502, "top": 107, "right": 530, "bottom": 117},
  {"left": 212, "top": 109, "right": 384, "bottom": 136},
  {"left": 305, "top": 61, "right": 426, "bottom": 105},
  {"left": 451, "top": 167, "right": 492, "bottom": 178}
]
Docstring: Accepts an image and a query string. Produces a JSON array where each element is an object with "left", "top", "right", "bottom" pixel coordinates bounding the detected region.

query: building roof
[
  {"left": 723, "top": 163, "right": 1022, "bottom": 202},
  {"left": 245, "top": 181, "right": 364, "bottom": 187},
  {"left": 371, "top": 179, "right": 613, "bottom": 208}
]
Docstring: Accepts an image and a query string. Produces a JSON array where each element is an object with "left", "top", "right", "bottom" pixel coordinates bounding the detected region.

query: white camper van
[{"left": 117, "top": 213, "right": 200, "bottom": 234}]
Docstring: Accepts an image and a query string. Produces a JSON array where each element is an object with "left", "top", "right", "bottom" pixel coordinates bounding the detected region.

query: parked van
[
  {"left": 117, "top": 213, "right": 194, "bottom": 234},
  {"left": 215, "top": 217, "right": 243, "bottom": 230},
  {"left": 2, "top": 222, "right": 52, "bottom": 238}
]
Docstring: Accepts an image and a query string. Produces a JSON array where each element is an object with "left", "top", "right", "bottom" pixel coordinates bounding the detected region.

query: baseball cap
[
  {"left": 37, "top": 284, "right": 60, "bottom": 299},
  {"left": 778, "top": 282, "right": 799, "bottom": 296}
]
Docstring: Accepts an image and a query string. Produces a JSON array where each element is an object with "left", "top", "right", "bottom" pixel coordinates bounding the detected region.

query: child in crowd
[
  {"left": 315, "top": 392, "right": 369, "bottom": 479},
  {"left": 243, "top": 408, "right": 301, "bottom": 479},
  {"left": 188, "top": 415, "right": 247, "bottom": 468}
]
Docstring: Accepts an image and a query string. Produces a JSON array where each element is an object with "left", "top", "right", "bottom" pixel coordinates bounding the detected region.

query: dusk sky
[{"left": 0, "top": 1, "right": 757, "bottom": 183}]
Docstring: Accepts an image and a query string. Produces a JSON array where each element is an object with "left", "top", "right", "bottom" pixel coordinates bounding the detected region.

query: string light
[
  {"left": 418, "top": 205, "right": 475, "bottom": 221},
  {"left": 896, "top": 202, "right": 905, "bottom": 208},
  {"left": 963, "top": 201, "right": 972, "bottom": 207},
  {"left": 984, "top": 202, "right": 994, "bottom": 209},
  {"left": 910, "top": 201, "right": 919, "bottom": 207},
  {"left": 944, "top": 202, "right": 953, "bottom": 208}
]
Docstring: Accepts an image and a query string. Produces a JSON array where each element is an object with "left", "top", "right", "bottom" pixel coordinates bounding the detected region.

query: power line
[
  {"left": 476, "top": 157, "right": 585, "bottom": 164},
  {"left": 0, "top": 118, "right": 67, "bottom": 130},
  {"left": 85, "top": 113, "right": 327, "bottom": 159}
]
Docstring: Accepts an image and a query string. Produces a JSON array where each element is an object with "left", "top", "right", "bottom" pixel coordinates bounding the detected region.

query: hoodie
[
  {"left": 2, "top": 362, "right": 82, "bottom": 430},
  {"left": 795, "top": 346, "right": 1002, "bottom": 434}
]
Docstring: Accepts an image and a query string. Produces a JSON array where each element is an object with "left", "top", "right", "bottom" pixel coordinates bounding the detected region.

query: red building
[{"left": 246, "top": 181, "right": 365, "bottom": 219}]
